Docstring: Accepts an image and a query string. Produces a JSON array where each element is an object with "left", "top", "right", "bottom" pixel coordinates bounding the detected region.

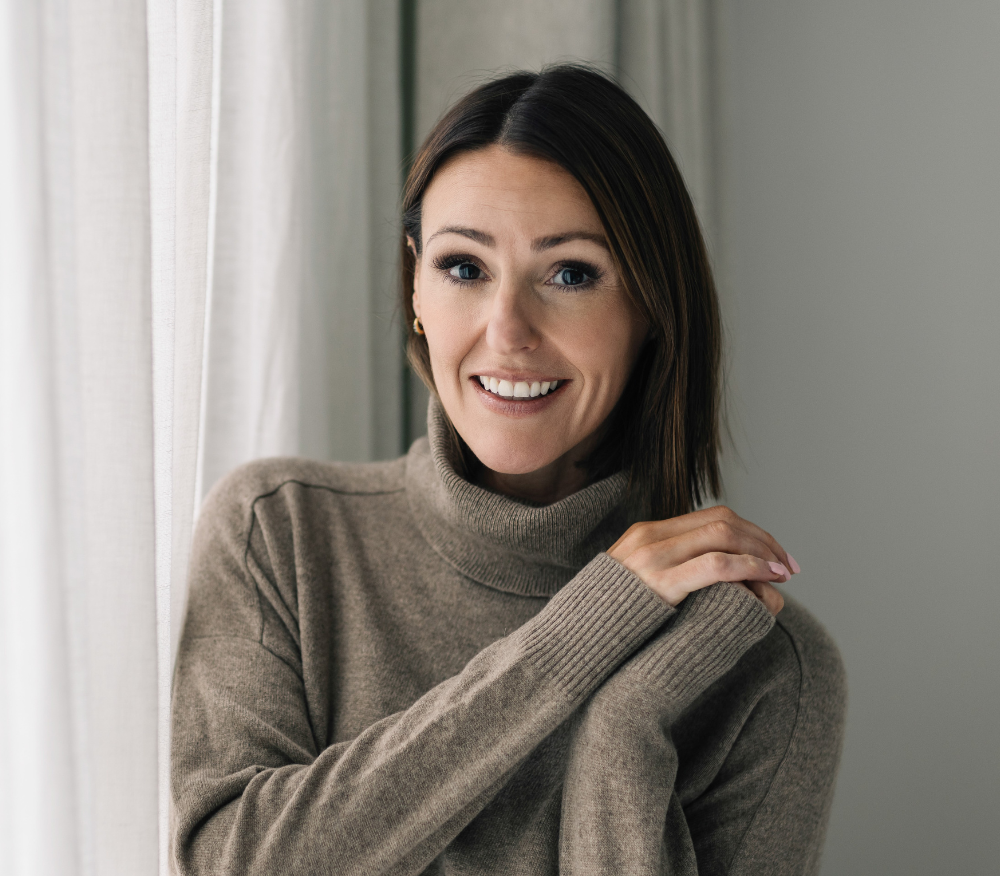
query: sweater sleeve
[
  {"left": 559, "top": 584, "right": 776, "bottom": 875},
  {"left": 170, "top": 481, "right": 673, "bottom": 876},
  {"left": 558, "top": 586, "right": 847, "bottom": 876}
]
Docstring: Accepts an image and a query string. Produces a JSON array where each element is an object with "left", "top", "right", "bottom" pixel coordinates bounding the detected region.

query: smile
[{"left": 475, "top": 376, "right": 561, "bottom": 398}]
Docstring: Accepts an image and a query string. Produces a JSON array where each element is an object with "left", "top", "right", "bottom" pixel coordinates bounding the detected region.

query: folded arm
[
  {"left": 171, "top": 545, "right": 672, "bottom": 876},
  {"left": 559, "top": 586, "right": 846, "bottom": 876}
]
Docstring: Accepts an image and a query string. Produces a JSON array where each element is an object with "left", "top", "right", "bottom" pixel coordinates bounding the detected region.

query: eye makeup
[
  {"left": 430, "top": 252, "right": 605, "bottom": 290},
  {"left": 547, "top": 260, "right": 603, "bottom": 289},
  {"left": 432, "top": 253, "right": 488, "bottom": 286}
]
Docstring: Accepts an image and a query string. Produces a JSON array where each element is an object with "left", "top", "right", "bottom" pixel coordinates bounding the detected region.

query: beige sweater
[{"left": 171, "top": 401, "right": 846, "bottom": 875}]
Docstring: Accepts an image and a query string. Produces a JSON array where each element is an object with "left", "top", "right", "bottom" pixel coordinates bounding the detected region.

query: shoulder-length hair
[{"left": 400, "top": 64, "right": 722, "bottom": 522}]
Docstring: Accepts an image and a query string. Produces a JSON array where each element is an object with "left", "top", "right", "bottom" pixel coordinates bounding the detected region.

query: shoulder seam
[
  {"left": 724, "top": 619, "right": 804, "bottom": 872},
  {"left": 242, "top": 511, "right": 266, "bottom": 648},
  {"left": 239, "top": 478, "right": 404, "bottom": 668},
  {"left": 245, "top": 476, "right": 405, "bottom": 506}
]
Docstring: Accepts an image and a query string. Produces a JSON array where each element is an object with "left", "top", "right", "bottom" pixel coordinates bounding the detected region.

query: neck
[
  {"left": 477, "top": 434, "right": 599, "bottom": 506},
  {"left": 478, "top": 465, "right": 587, "bottom": 506}
]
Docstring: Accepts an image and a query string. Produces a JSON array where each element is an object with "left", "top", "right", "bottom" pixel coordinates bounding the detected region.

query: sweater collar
[{"left": 406, "top": 398, "right": 629, "bottom": 597}]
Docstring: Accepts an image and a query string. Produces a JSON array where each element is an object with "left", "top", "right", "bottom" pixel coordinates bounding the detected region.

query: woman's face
[{"left": 411, "top": 146, "right": 647, "bottom": 502}]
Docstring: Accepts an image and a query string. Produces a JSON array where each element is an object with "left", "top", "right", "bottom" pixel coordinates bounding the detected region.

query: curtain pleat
[
  {"left": 619, "top": 0, "right": 717, "bottom": 245},
  {"left": 148, "top": 1, "right": 218, "bottom": 872},
  {"left": 198, "top": 0, "right": 403, "bottom": 496},
  {"left": 1, "top": 1, "right": 160, "bottom": 873},
  {"left": 0, "top": 6, "right": 82, "bottom": 872}
]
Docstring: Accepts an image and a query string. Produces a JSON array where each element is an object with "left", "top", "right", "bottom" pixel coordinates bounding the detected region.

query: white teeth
[{"left": 477, "top": 376, "right": 561, "bottom": 397}]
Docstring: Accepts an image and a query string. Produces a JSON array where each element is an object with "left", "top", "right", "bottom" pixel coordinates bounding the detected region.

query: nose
[{"left": 484, "top": 278, "right": 540, "bottom": 354}]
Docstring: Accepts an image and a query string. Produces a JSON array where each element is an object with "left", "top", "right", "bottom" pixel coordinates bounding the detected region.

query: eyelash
[{"left": 430, "top": 253, "right": 603, "bottom": 289}]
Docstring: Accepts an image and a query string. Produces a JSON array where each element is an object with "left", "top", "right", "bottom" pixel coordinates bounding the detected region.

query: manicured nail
[
  {"left": 768, "top": 561, "right": 791, "bottom": 581},
  {"left": 786, "top": 553, "right": 801, "bottom": 575}
]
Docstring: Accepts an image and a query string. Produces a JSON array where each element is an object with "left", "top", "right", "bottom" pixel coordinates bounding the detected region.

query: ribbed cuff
[
  {"left": 628, "top": 582, "right": 775, "bottom": 715},
  {"left": 516, "top": 552, "right": 675, "bottom": 700}
]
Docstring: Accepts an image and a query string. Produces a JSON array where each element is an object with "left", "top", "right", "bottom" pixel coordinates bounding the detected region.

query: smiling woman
[
  {"left": 170, "top": 66, "right": 846, "bottom": 875},
  {"left": 401, "top": 69, "right": 725, "bottom": 524},
  {"left": 410, "top": 146, "right": 646, "bottom": 504}
]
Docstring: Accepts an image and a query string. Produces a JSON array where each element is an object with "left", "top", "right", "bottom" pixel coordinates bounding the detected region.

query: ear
[{"left": 407, "top": 236, "right": 421, "bottom": 317}]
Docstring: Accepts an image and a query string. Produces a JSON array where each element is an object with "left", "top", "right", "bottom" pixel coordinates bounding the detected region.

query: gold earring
[{"left": 413, "top": 317, "right": 425, "bottom": 335}]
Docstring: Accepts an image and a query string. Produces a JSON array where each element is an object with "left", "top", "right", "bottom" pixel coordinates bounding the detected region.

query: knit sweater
[{"left": 170, "top": 401, "right": 847, "bottom": 875}]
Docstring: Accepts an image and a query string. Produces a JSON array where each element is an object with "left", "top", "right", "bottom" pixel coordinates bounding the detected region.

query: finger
[
  {"left": 608, "top": 507, "right": 733, "bottom": 555},
  {"left": 611, "top": 506, "right": 796, "bottom": 574},
  {"left": 741, "top": 580, "right": 785, "bottom": 616},
  {"left": 699, "top": 508, "right": 795, "bottom": 575},
  {"left": 637, "top": 551, "right": 786, "bottom": 607},
  {"left": 623, "top": 519, "right": 790, "bottom": 580}
]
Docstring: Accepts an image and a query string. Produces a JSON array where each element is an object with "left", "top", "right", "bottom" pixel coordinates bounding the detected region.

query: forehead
[{"left": 420, "top": 146, "right": 603, "bottom": 241}]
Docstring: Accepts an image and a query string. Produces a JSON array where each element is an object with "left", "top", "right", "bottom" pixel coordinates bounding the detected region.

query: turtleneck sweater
[{"left": 170, "top": 402, "right": 847, "bottom": 875}]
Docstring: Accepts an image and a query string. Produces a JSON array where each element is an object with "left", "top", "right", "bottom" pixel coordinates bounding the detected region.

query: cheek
[
  {"left": 420, "top": 286, "right": 477, "bottom": 385},
  {"left": 563, "top": 298, "right": 644, "bottom": 395}
]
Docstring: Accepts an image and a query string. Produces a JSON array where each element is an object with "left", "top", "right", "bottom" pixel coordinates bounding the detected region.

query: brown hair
[{"left": 401, "top": 64, "right": 721, "bottom": 522}]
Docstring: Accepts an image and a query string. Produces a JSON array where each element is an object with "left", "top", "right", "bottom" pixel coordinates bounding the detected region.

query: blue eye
[
  {"left": 552, "top": 266, "right": 589, "bottom": 286},
  {"left": 449, "top": 262, "right": 483, "bottom": 281}
]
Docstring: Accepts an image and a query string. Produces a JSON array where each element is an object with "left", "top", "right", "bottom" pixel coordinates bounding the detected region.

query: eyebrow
[
  {"left": 426, "top": 225, "right": 495, "bottom": 247},
  {"left": 531, "top": 231, "right": 609, "bottom": 252},
  {"left": 425, "top": 225, "right": 609, "bottom": 252}
]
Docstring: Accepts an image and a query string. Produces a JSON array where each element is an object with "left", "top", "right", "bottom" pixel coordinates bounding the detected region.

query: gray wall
[{"left": 716, "top": 2, "right": 1000, "bottom": 872}]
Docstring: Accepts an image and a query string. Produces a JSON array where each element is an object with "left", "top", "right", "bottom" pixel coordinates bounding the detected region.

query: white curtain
[
  {"left": 0, "top": 2, "right": 714, "bottom": 874},
  {"left": 200, "top": 0, "right": 403, "bottom": 496},
  {"left": 1, "top": 2, "right": 161, "bottom": 874}
]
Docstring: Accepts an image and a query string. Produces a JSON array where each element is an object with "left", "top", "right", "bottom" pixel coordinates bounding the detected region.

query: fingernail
[
  {"left": 786, "top": 553, "right": 801, "bottom": 575},
  {"left": 768, "top": 561, "right": 791, "bottom": 581}
]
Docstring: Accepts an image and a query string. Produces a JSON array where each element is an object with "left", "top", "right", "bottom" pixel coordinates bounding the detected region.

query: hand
[{"left": 607, "top": 506, "right": 798, "bottom": 616}]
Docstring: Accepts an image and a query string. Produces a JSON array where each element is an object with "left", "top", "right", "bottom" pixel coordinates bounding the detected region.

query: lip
[{"left": 468, "top": 375, "right": 568, "bottom": 416}]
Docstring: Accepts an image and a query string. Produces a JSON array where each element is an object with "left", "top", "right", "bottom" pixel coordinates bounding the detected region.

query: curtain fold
[
  {"left": 0, "top": 2, "right": 714, "bottom": 873},
  {"left": 199, "top": 0, "right": 403, "bottom": 496},
  {"left": 150, "top": 3, "right": 220, "bottom": 873},
  {"left": 618, "top": 0, "right": 718, "bottom": 247},
  {"left": 0, "top": 8, "right": 81, "bottom": 871},
  {"left": 1, "top": 2, "right": 161, "bottom": 873}
]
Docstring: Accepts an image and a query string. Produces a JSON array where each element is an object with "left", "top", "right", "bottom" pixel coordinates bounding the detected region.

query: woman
[{"left": 171, "top": 65, "right": 846, "bottom": 875}]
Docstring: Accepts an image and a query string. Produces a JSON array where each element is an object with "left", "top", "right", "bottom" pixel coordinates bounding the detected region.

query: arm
[
  {"left": 559, "top": 588, "right": 847, "bottom": 876},
  {"left": 559, "top": 584, "right": 776, "bottom": 876},
  {"left": 686, "top": 601, "right": 847, "bottom": 876},
  {"left": 170, "top": 486, "right": 673, "bottom": 876}
]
